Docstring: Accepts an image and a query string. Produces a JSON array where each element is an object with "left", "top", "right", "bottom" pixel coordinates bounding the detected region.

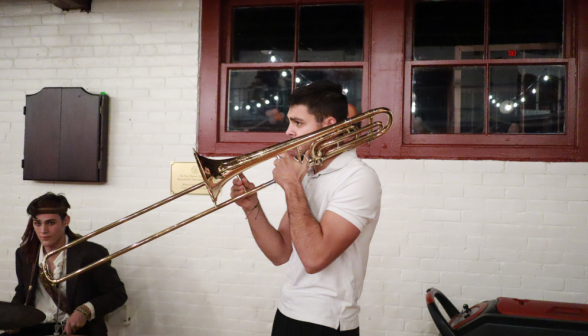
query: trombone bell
[{"left": 193, "top": 151, "right": 233, "bottom": 204}]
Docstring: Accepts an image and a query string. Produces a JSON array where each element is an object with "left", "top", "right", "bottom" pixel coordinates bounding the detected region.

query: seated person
[
  {"left": 5, "top": 192, "right": 127, "bottom": 336},
  {"left": 347, "top": 103, "right": 358, "bottom": 118}
]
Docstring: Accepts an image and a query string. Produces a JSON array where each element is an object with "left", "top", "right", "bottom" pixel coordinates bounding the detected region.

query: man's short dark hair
[
  {"left": 289, "top": 80, "right": 348, "bottom": 123},
  {"left": 27, "top": 192, "right": 71, "bottom": 220}
]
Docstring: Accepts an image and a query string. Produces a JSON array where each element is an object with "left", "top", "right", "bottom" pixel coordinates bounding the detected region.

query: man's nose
[{"left": 285, "top": 125, "right": 295, "bottom": 138}]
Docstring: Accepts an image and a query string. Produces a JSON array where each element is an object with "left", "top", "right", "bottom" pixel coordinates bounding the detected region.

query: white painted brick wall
[{"left": 1, "top": 1, "right": 588, "bottom": 335}]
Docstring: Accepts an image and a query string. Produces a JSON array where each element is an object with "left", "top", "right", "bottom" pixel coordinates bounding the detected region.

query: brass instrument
[{"left": 42, "top": 107, "right": 393, "bottom": 284}]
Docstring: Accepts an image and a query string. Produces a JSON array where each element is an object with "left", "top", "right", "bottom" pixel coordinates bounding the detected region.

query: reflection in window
[
  {"left": 295, "top": 68, "right": 363, "bottom": 114},
  {"left": 412, "top": 67, "right": 485, "bottom": 134},
  {"left": 227, "top": 69, "right": 292, "bottom": 132},
  {"left": 228, "top": 5, "right": 365, "bottom": 133},
  {"left": 489, "top": 65, "right": 565, "bottom": 134},
  {"left": 299, "top": 4, "right": 364, "bottom": 62},
  {"left": 489, "top": 0, "right": 563, "bottom": 59},
  {"left": 232, "top": 7, "right": 295, "bottom": 63},
  {"left": 413, "top": 0, "right": 484, "bottom": 60}
]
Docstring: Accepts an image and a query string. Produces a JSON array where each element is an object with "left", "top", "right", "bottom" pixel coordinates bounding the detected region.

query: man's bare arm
[
  {"left": 231, "top": 174, "right": 293, "bottom": 265},
  {"left": 247, "top": 207, "right": 292, "bottom": 265},
  {"left": 273, "top": 154, "right": 360, "bottom": 274},
  {"left": 284, "top": 182, "right": 360, "bottom": 274}
]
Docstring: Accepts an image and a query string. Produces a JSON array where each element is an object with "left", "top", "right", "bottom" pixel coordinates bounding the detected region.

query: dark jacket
[{"left": 12, "top": 240, "right": 127, "bottom": 336}]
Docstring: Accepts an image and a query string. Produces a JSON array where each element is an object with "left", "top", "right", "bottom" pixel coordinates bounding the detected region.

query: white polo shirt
[{"left": 277, "top": 149, "right": 382, "bottom": 331}]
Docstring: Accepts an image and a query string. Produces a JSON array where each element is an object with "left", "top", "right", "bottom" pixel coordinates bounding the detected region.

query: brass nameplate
[{"left": 170, "top": 162, "right": 209, "bottom": 195}]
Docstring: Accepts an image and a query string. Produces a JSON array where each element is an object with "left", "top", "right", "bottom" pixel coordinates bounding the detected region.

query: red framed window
[
  {"left": 199, "top": 0, "right": 588, "bottom": 161},
  {"left": 199, "top": 0, "right": 370, "bottom": 156}
]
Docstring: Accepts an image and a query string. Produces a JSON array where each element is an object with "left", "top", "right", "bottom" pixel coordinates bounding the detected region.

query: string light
[{"left": 485, "top": 72, "right": 559, "bottom": 114}]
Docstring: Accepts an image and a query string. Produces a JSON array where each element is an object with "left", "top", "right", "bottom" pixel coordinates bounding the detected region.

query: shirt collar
[
  {"left": 38, "top": 235, "right": 68, "bottom": 268},
  {"left": 308, "top": 148, "right": 358, "bottom": 177}
]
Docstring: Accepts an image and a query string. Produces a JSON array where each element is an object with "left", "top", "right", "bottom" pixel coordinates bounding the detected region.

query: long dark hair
[{"left": 21, "top": 192, "right": 77, "bottom": 264}]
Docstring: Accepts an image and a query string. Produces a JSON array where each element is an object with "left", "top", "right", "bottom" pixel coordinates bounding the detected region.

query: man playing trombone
[{"left": 231, "top": 80, "right": 382, "bottom": 336}]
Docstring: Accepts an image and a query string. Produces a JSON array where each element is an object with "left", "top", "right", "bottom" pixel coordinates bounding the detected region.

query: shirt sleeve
[
  {"left": 83, "top": 302, "right": 95, "bottom": 321},
  {"left": 325, "top": 166, "right": 382, "bottom": 231}
]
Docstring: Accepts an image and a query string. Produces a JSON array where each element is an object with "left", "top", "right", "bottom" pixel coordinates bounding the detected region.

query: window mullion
[
  {"left": 294, "top": 3, "right": 300, "bottom": 63},
  {"left": 483, "top": 0, "right": 489, "bottom": 134},
  {"left": 484, "top": 63, "right": 489, "bottom": 134},
  {"left": 293, "top": 3, "right": 299, "bottom": 92},
  {"left": 484, "top": 0, "right": 490, "bottom": 59}
]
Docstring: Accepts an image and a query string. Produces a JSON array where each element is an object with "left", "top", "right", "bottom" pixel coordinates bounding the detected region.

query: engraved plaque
[{"left": 170, "top": 162, "right": 210, "bottom": 195}]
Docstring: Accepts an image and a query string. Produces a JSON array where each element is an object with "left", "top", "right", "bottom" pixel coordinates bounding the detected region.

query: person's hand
[
  {"left": 230, "top": 173, "right": 259, "bottom": 211},
  {"left": 64, "top": 310, "right": 87, "bottom": 335},
  {"left": 273, "top": 152, "right": 308, "bottom": 189},
  {"left": 5, "top": 329, "right": 19, "bottom": 334}
]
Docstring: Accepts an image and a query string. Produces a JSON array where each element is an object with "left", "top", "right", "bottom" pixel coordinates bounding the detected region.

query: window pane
[
  {"left": 298, "top": 4, "right": 364, "bottom": 62},
  {"left": 295, "top": 68, "right": 363, "bottom": 113},
  {"left": 489, "top": 65, "right": 565, "bottom": 134},
  {"left": 227, "top": 69, "right": 292, "bottom": 132},
  {"left": 412, "top": 67, "right": 485, "bottom": 134},
  {"left": 489, "top": 0, "right": 563, "bottom": 59},
  {"left": 413, "top": 0, "right": 484, "bottom": 61},
  {"left": 232, "top": 7, "right": 295, "bottom": 63}
]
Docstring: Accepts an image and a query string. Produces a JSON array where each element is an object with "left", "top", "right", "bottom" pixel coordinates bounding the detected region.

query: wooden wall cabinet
[
  {"left": 23, "top": 87, "right": 109, "bottom": 182},
  {"left": 45, "top": 0, "right": 92, "bottom": 12}
]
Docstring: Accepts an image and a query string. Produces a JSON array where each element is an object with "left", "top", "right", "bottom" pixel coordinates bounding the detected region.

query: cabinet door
[
  {"left": 23, "top": 88, "right": 62, "bottom": 181},
  {"left": 59, "top": 88, "right": 102, "bottom": 182}
]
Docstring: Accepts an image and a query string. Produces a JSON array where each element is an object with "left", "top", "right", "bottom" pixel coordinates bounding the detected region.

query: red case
[{"left": 496, "top": 297, "right": 588, "bottom": 323}]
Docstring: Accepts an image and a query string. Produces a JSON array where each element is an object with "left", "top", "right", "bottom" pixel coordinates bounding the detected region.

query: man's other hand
[
  {"left": 230, "top": 173, "right": 259, "bottom": 211},
  {"left": 65, "top": 310, "right": 87, "bottom": 335}
]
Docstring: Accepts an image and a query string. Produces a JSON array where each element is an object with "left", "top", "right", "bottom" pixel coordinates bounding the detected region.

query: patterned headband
[{"left": 34, "top": 207, "right": 68, "bottom": 215}]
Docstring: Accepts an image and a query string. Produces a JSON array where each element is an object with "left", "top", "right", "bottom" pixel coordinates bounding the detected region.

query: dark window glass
[
  {"left": 295, "top": 68, "right": 363, "bottom": 113},
  {"left": 489, "top": 0, "right": 563, "bottom": 59},
  {"left": 413, "top": 0, "right": 484, "bottom": 61},
  {"left": 412, "top": 67, "right": 485, "bottom": 134},
  {"left": 298, "top": 4, "right": 364, "bottom": 62},
  {"left": 227, "top": 69, "right": 292, "bottom": 132},
  {"left": 489, "top": 65, "right": 565, "bottom": 134},
  {"left": 232, "top": 7, "right": 295, "bottom": 63}
]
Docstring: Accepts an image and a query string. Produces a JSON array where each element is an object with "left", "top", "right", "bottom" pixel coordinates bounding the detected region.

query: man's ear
[
  {"left": 63, "top": 215, "right": 70, "bottom": 227},
  {"left": 323, "top": 116, "right": 337, "bottom": 127}
]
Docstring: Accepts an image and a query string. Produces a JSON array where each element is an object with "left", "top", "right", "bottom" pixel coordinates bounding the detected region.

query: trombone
[{"left": 42, "top": 107, "right": 393, "bottom": 284}]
